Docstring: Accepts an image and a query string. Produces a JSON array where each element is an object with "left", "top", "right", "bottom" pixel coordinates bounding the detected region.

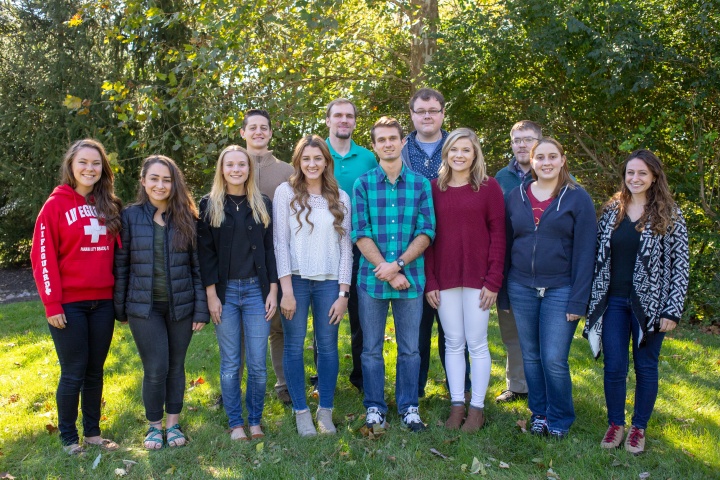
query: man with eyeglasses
[
  {"left": 401, "top": 88, "right": 472, "bottom": 401},
  {"left": 493, "top": 119, "right": 543, "bottom": 403}
]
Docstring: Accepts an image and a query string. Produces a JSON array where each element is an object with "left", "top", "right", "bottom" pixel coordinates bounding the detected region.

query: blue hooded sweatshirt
[{"left": 501, "top": 182, "right": 597, "bottom": 316}]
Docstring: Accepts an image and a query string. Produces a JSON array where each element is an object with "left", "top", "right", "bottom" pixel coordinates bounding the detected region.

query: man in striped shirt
[{"left": 351, "top": 116, "right": 435, "bottom": 432}]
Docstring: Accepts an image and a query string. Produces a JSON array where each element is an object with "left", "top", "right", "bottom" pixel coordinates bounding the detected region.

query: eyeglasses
[
  {"left": 412, "top": 109, "right": 443, "bottom": 117},
  {"left": 511, "top": 137, "right": 539, "bottom": 145}
]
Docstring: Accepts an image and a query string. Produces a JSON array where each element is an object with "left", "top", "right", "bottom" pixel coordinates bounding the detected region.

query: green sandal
[
  {"left": 144, "top": 426, "right": 164, "bottom": 450},
  {"left": 165, "top": 424, "right": 186, "bottom": 448}
]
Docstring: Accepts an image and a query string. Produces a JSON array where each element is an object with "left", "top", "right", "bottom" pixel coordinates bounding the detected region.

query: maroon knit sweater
[{"left": 425, "top": 177, "right": 506, "bottom": 293}]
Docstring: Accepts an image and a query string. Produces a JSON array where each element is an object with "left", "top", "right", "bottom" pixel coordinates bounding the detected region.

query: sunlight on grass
[{"left": 0, "top": 301, "right": 718, "bottom": 479}]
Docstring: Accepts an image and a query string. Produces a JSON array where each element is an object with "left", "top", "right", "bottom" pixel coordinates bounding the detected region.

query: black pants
[
  {"left": 348, "top": 246, "right": 363, "bottom": 390},
  {"left": 128, "top": 302, "right": 193, "bottom": 422},
  {"left": 48, "top": 300, "right": 115, "bottom": 446},
  {"left": 418, "top": 297, "right": 471, "bottom": 397}
]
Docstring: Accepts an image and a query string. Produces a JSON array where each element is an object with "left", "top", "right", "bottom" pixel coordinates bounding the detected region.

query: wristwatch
[
  {"left": 396, "top": 258, "right": 406, "bottom": 269},
  {"left": 338, "top": 291, "right": 350, "bottom": 298}
]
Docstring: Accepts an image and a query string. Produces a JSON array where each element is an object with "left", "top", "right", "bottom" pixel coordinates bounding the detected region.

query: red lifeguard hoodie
[{"left": 30, "top": 184, "right": 116, "bottom": 317}]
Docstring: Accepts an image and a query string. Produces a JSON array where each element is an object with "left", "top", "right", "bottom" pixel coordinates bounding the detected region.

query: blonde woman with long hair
[
  {"left": 197, "top": 145, "right": 278, "bottom": 441},
  {"left": 424, "top": 128, "right": 506, "bottom": 432},
  {"left": 274, "top": 135, "right": 352, "bottom": 437}
]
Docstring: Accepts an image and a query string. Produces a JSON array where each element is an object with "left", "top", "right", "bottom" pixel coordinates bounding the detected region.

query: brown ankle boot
[
  {"left": 460, "top": 406, "right": 485, "bottom": 433},
  {"left": 445, "top": 403, "right": 466, "bottom": 430}
]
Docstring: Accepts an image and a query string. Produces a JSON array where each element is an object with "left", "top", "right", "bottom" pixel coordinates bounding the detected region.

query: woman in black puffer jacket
[{"left": 114, "top": 155, "right": 208, "bottom": 450}]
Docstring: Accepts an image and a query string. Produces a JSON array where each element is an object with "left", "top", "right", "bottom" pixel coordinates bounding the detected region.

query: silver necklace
[{"left": 227, "top": 195, "right": 246, "bottom": 211}]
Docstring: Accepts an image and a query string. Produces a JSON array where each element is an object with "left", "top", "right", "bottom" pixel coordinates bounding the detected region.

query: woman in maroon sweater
[{"left": 425, "top": 128, "right": 506, "bottom": 432}]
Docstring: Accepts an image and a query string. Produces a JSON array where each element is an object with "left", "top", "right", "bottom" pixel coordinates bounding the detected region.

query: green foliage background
[{"left": 0, "top": 0, "right": 718, "bottom": 323}]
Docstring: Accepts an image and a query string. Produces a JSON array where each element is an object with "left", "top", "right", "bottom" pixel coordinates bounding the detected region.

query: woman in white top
[{"left": 274, "top": 135, "right": 352, "bottom": 437}]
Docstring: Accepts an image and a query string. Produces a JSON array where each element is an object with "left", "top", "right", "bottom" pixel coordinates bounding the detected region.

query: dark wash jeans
[
  {"left": 48, "top": 299, "right": 115, "bottom": 446},
  {"left": 602, "top": 295, "right": 666, "bottom": 429},
  {"left": 128, "top": 301, "right": 194, "bottom": 422}
]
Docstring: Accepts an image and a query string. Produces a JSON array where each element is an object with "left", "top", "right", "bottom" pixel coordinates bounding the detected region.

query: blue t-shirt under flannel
[{"left": 351, "top": 165, "right": 436, "bottom": 299}]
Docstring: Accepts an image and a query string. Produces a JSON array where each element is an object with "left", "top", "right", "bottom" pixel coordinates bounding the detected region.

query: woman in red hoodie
[{"left": 30, "top": 139, "right": 122, "bottom": 455}]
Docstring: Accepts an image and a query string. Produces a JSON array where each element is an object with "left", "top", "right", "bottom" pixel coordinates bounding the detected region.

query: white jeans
[{"left": 437, "top": 287, "right": 491, "bottom": 408}]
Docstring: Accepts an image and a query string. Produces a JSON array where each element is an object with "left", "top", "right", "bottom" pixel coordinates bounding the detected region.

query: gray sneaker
[
  {"left": 316, "top": 407, "right": 337, "bottom": 434},
  {"left": 295, "top": 409, "right": 317, "bottom": 437}
]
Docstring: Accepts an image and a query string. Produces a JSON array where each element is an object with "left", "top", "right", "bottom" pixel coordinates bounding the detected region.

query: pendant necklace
[{"left": 228, "top": 195, "right": 246, "bottom": 211}]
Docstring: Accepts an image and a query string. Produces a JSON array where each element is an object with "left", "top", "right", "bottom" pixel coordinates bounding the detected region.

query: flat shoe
[
  {"left": 85, "top": 438, "right": 119, "bottom": 451},
  {"left": 63, "top": 443, "right": 86, "bottom": 455},
  {"left": 251, "top": 432, "right": 265, "bottom": 440},
  {"left": 230, "top": 427, "right": 248, "bottom": 441}
]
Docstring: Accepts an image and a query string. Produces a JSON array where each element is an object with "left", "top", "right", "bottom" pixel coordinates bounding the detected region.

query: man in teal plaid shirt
[{"left": 351, "top": 116, "right": 435, "bottom": 432}]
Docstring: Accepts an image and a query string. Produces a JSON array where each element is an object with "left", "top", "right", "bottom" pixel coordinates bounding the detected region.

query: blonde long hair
[
  {"left": 204, "top": 145, "right": 270, "bottom": 228},
  {"left": 437, "top": 128, "right": 488, "bottom": 191},
  {"left": 289, "top": 135, "right": 346, "bottom": 237}
]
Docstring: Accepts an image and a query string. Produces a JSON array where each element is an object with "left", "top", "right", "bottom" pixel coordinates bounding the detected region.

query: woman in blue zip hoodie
[{"left": 500, "top": 137, "right": 596, "bottom": 438}]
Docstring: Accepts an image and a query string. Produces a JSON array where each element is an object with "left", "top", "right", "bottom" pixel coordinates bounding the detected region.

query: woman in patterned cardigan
[{"left": 585, "top": 149, "right": 689, "bottom": 455}]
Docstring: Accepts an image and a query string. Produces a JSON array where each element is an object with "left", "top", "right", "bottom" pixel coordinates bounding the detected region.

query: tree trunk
[{"left": 409, "top": 0, "right": 438, "bottom": 89}]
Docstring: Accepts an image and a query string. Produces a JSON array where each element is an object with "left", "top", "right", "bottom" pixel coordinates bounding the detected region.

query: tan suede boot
[
  {"left": 445, "top": 403, "right": 466, "bottom": 430},
  {"left": 460, "top": 406, "right": 485, "bottom": 433}
]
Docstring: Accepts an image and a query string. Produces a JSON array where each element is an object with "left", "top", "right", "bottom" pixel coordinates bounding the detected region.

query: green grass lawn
[{"left": 0, "top": 300, "right": 718, "bottom": 479}]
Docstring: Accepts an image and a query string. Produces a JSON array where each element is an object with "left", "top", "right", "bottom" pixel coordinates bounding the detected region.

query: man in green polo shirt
[{"left": 326, "top": 98, "right": 377, "bottom": 393}]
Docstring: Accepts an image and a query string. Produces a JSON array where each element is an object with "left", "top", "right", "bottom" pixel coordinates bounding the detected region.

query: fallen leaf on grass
[
  {"left": 8, "top": 394, "right": 19, "bottom": 403},
  {"left": 384, "top": 335, "right": 394, "bottom": 342},
  {"left": 122, "top": 460, "right": 137, "bottom": 472},
  {"left": 469, "top": 457, "right": 486, "bottom": 475},
  {"left": 100, "top": 415, "right": 108, "bottom": 421},
  {"left": 256, "top": 442, "right": 264, "bottom": 452},
  {"left": 682, "top": 448, "right": 695, "bottom": 457},
  {"left": 611, "top": 460, "right": 629, "bottom": 467},
  {"left": 45, "top": 424, "right": 58, "bottom": 434},
  {"left": 345, "top": 413, "right": 356, "bottom": 421},
  {"left": 165, "top": 466, "right": 176, "bottom": 475},
  {"left": 306, "top": 345, "right": 314, "bottom": 350},
  {"left": 429, "top": 448, "right": 448, "bottom": 460},
  {"left": 359, "top": 424, "right": 386, "bottom": 439},
  {"left": 92, "top": 453, "right": 101, "bottom": 470},
  {"left": 344, "top": 354, "right": 351, "bottom": 359},
  {"left": 546, "top": 468, "right": 560, "bottom": 479},
  {"left": 639, "top": 473, "right": 650, "bottom": 479},
  {"left": 13, "top": 363, "right": 20, "bottom": 367},
  {"left": 436, "top": 420, "right": 444, "bottom": 427},
  {"left": 516, "top": 419, "right": 527, "bottom": 433},
  {"left": 0, "top": 473, "right": 15, "bottom": 479},
  {"left": 114, "top": 468, "right": 127, "bottom": 476},
  {"left": 387, "top": 455, "right": 396, "bottom": 462},
  {"left": 187, "top": 406, "right": 197, "bottom": 411},
  {"left": 189, "top": 377, "right": 205, "bottom": 387},
  {"left": 443, "top": 436, "right": 459, "bottom": 444},
  {"left": 499, "top": 461, "right": 510, "bottom": 469}
]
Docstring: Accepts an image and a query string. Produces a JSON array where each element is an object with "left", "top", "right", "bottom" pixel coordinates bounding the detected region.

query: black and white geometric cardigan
[{"left": 583, "top": 201, "right": 689, "bottom": 359}]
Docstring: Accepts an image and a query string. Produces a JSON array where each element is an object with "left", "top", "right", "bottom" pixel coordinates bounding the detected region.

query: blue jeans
[
  {"left": 128, "top": 301, "right": 193, "bottom": 422},
  {"left": 602, "top": 296, "right": 665, "bottom": 429},
  {"left": 359, "top": 287, "right": 423, "bottom": 415},
  {"left": 48, "top": 300, "right": 115, "bottom": 445},
  {"left": 281, "top": 276, "right": 339, "bottom": 411},
  {"left": 215, "top": 278, "right": 269, "bottom": 427},
  {"left": 508, "top": 280, "right": 578, "bottom": 433}
]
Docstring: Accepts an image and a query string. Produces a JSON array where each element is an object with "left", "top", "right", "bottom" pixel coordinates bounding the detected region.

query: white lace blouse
[{"left": 273, "top": 182, "right": 352, "bottom": 284}]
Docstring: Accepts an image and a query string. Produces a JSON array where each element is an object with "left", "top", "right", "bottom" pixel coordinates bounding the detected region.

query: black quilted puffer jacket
[{"left": 113, "top": 201, "right": 208, "bottom": 323}]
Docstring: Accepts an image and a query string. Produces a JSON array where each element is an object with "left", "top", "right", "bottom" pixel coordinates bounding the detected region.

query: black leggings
[
  {"left": 128, "top": 302, "right": 193, "bottom": 422},
  {"left": 49, "top": 300, "right": 115, "bottom": 446}
]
